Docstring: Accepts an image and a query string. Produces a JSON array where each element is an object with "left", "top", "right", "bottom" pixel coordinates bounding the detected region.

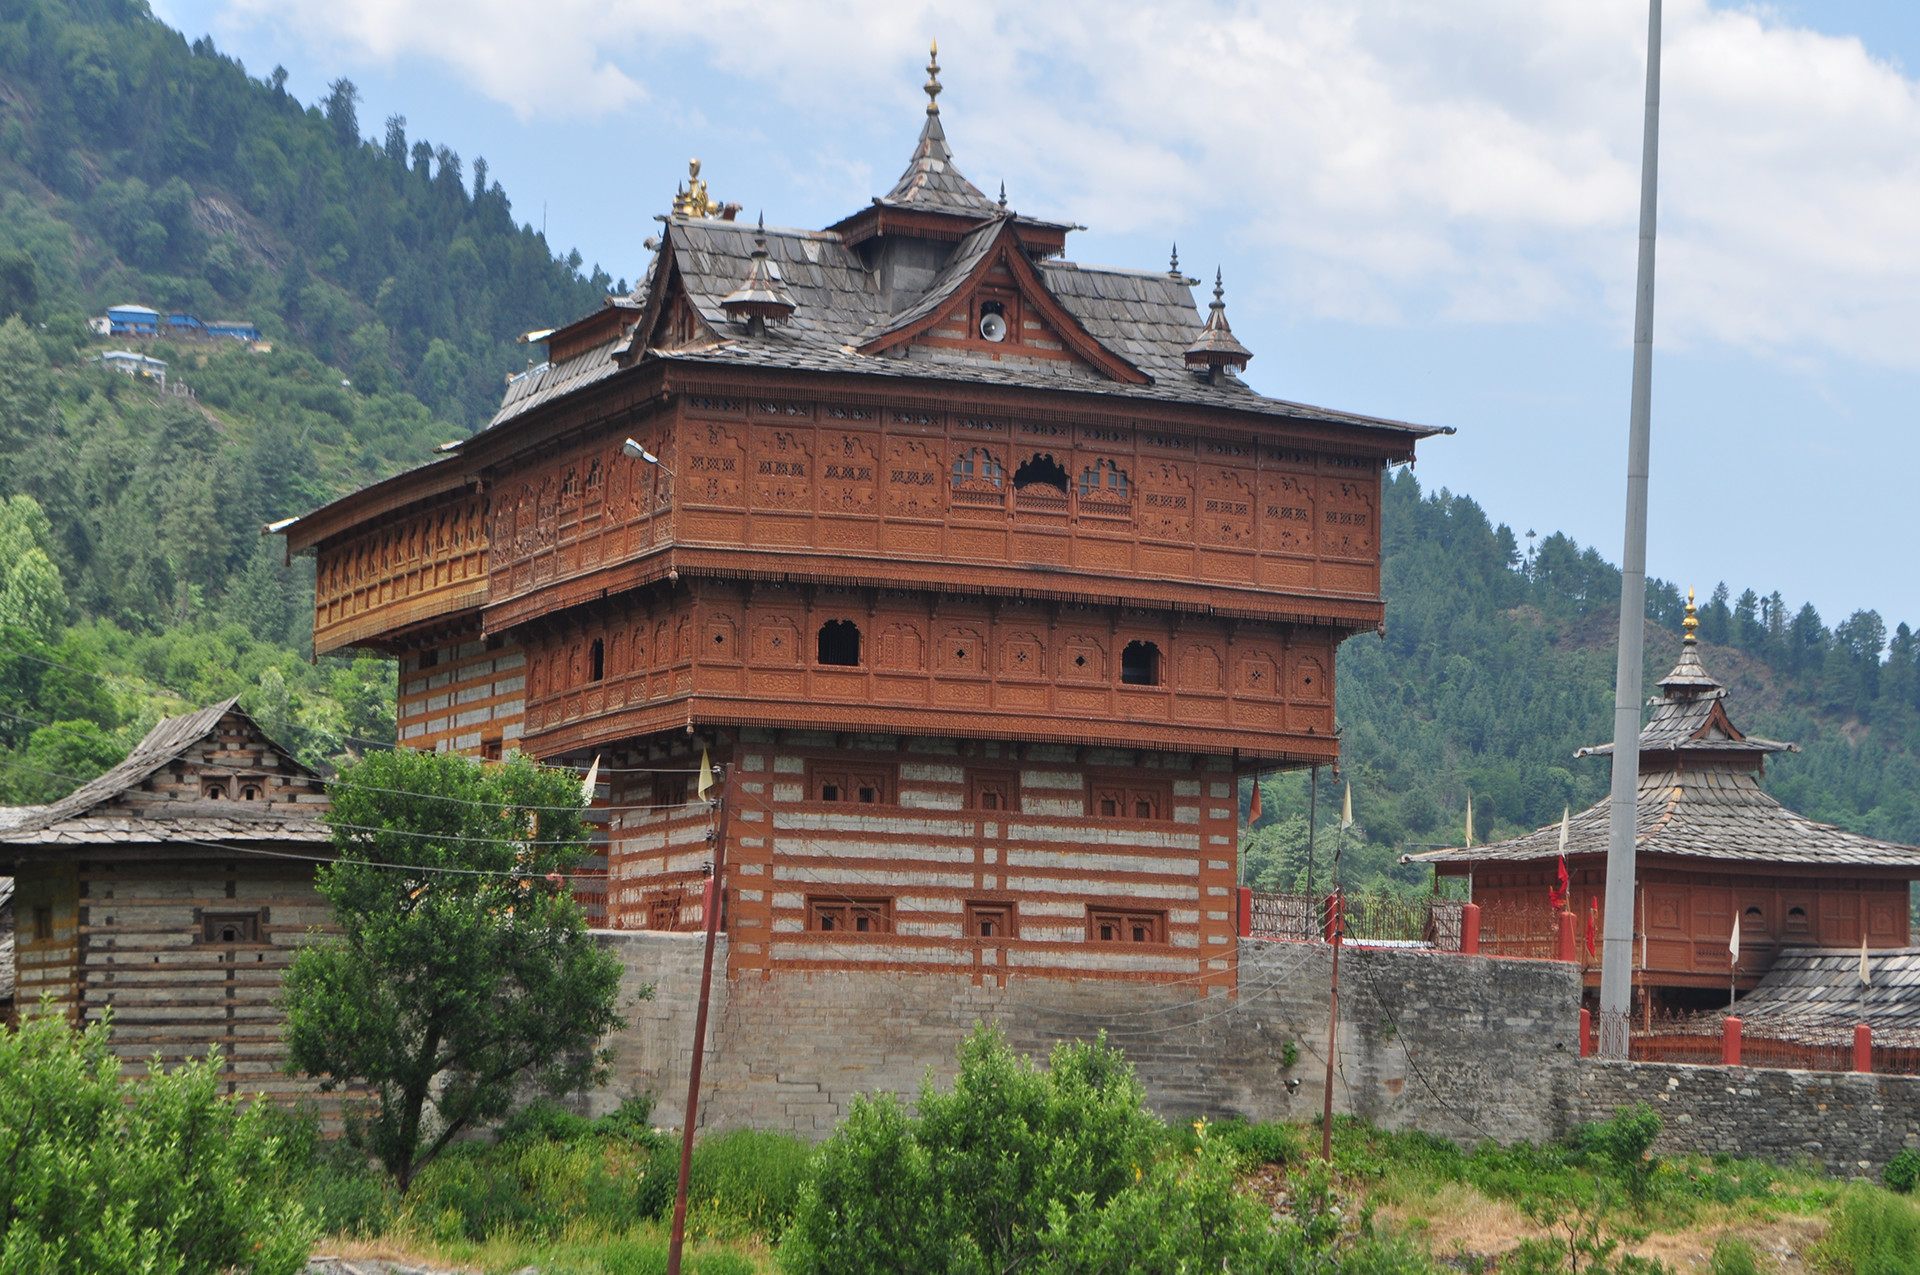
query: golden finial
[
  {"left": 1682, "top": 586, "right": 1698, "bottom": 645},
  {"left": 925, "top": 39, "right": 942, "bottom": 115},
  {"left": 672, "top": 158, "right": 722, "bottom": 219}
]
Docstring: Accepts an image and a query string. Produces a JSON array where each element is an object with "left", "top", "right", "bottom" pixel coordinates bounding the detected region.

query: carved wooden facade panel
[
  {"left": 313, "top": 492, "right": 489, "bottom": 655},
  {"left": 516, "top": 581, "right": 1333, "bottom": 757}
]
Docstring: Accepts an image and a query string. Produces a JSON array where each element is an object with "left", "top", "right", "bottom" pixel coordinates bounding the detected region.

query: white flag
[
  {"left": 1558, "top": 807, "right": 1570, "bottom": 853},
  {"left": 697, "top": 748, "right": 715, "bottom": 800},
  {"left": 1728, "top": 912, "right": 1740, "bottom": 963},
  {"left": 1861, "top": 934, "right": 1872, "bottom": 987},
  {"left": 1340, "top": 782, "right": 1353, "bottom": 831},
  {"left": 580, "top": 755, "right": 601, "bottom": 803}
]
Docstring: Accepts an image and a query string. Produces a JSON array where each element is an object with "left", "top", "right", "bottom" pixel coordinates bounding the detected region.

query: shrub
[
  {"left": 682, "top": 1128, "right": 815, "bottom": 1239},
  {"left": 1883, "top": 1148, "right": 1920, "bottom": 1194},
  {"left": 0, "top": 1006, "right": 316, "bottom": 1274},
  {"left": 402, "top": 1136, "right": 643, "bottom": 1241},
  {"left": 1709, "top": 1237, "right": 1763, "bottom": 1275},
  {"left": 1571, "top": 1103, "right": 1663, "bottom": 1197}
]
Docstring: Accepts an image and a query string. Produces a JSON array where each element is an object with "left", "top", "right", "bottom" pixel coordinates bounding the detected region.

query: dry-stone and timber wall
[{"left": 582, "top": 931, "right": 1583, "bottom": 1143}]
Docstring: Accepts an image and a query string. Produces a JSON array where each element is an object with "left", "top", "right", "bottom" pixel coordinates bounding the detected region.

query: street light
[{"left": 621, "top": 438, "right": 670, "bottom": 471}]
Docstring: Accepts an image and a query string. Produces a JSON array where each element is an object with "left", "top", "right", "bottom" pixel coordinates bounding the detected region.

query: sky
[{"left": 150, "top": 0, "right": 1920, "bottom": 633}]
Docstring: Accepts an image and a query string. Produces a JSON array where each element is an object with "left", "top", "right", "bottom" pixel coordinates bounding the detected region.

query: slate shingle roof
[
  {"left": 0, "top": 700, "right": 330, "bottom": 847},
  {"left": 1412, "top": 640, "right": 1920, "bottom": 872},
  {"left": 883, "top": 110, "right": 999, "bottom": 216},
  {"left": 1674, "top": 947, "right": 1920, "bottom": 1047}
]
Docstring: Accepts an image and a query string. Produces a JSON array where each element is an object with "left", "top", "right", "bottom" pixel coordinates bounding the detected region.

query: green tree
[
  {"left": 0, "top": 1007, "right": 315, "bottom": 1275},
  {"left": 282, "top": 749, "right": 626, "bottom": 1191}
]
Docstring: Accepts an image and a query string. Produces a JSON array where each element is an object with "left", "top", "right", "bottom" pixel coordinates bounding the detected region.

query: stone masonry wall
[
  {"left": 585, "top": 930, "right": 1584, "bottom": 1142},
  {"left": 1562, "top": 1059, "right": 1920, "bottom": 1178}
]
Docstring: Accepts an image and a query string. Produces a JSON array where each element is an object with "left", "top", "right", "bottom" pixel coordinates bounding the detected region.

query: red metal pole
[
  {"left": 1460, "top": 903, "right": 1481, "bottom": 956},
  {"left": 1580, "top": 1007, "right": 1593, "bottom": 1057},
  {"left": 1320, "top": 891, "right": 1341, "bottom": 1164},
  {"left": 1721, "top": 1015, "right": 1742, "bottom": 1067},
  {"left": 1855, "top": 1023, "right": 1872, "bottom": 1074},
  {"left": 666, "top": 763, "right": 732, "bottom": 1275}
]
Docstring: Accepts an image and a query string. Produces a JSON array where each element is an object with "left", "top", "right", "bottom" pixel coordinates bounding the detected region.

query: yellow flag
[
  {"left": 1340, "top": 782, "right": 1353, "bottom": 831},
  {"left": 697, "top": 748, "right": 714, "bottom": 800},
  {"left": 1464, "top": 795, "right": 1474, "bottom": 848},
  {"left": 580, "top": 755, "right": 601, "bottom": 803}
]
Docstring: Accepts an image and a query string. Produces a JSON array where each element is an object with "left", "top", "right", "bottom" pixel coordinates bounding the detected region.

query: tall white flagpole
[{"left": 1598, "top": 0, "right": 1663, "bottom": 1059}]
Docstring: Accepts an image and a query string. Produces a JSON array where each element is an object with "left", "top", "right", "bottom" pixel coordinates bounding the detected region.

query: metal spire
[
  {"left": 1598, "top": 0, "right": 1663, "bottom": 1059},
  {"left": 1169, "top": 244, "right": 1180, "bottom": 277},
  {"left": 924, "top": 39, "right": 941, "bottom": 115},
  {"left": 998, "top": 180, "right": 1007, "bottom": 208}
]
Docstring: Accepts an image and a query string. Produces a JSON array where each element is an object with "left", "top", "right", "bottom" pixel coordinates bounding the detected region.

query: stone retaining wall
[
  {"left": 585, "top": 931, "right": 1584, "bottom": 1142},
  {"left": 1562, "top": 1058, "right": 1920, "bottom": 1178}
]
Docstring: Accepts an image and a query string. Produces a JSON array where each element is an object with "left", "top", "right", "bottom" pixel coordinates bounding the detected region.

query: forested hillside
[
  {"left": 1245, "top": 472, "right": 1920, "bottom": 893},
  {"left": 0, "top": 0, "right": 615, "bottom": 798},
  {"left": 0, "top": 0, "right": 609, "bottom": 426}
]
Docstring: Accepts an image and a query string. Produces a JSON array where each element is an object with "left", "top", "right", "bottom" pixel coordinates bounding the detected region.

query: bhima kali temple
[{"left": 280, "top": 50, "right": 1447, "bottom": 991}]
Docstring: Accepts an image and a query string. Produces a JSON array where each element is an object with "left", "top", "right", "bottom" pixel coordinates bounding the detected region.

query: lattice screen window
[
  {"left": 807, "top": 897, "right": 892, "bottom": 934},
  {"left": 1088, "top": 907, "right": 1166, "bottom": 944}
]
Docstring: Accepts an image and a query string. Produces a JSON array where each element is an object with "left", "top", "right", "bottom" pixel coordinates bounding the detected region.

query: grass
[{"left": 284, "top": 1102, "right": 1920, "bottom": 1274}]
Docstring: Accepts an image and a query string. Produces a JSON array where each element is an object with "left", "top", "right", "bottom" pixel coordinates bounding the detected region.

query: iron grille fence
[
  {"left": 1245, "top": 890, "right": 1465, "bottom": 951},
  {"left": 1475, "top": 898, "right": 1561, "bottom": 961},
  {"left": 1630, "top": 1033, "right": 1920, "bottom": 1076}
]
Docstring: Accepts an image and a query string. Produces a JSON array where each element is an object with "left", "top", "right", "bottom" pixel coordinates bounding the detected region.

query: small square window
[
  {"left": 808, "top": 897, "right": 892, "bottom": 934},
  {"left": 808, "top": 763, "right": 895, "bottom": 805},
  {"left": 965, "top": 902, "right": 1016, "bottom": 940},
  {"left": 201, "top": 779, "right": 229, "bottom": 801},
  {"left": 968, "top": 770, "right": 1019, "bottom": 812},
  {"left": 32, "top": 905, "right": 53, "bottom": 942},
  {"left": 203, "top": 911, "right": 264, "bottom": 944},
  {"left": 1088, "top": 907, "right": 1166, "bottom": 945},
  {"left": 1087, "top": 778, "right": 1168, "bottom": 822}
]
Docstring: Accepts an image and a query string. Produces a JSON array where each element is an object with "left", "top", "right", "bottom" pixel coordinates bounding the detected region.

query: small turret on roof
[
  {"left": 881, "top": 41, "right": 1000, "bottom": 217},
  {"left": 721, "top": 214, "right": 800, "bottom": 336},
  {"left": 1184, "top": 269, "right": 1253, "bottom": 385}
]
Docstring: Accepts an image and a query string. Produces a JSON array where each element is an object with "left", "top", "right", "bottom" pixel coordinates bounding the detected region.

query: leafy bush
[
  {"left": 1883, "top": 1148, "right": 1920, "bottom": 1194},
  {"left": 781, "top": 1024, "right": 1165, "bottom": 1275},
  {"left": 1571, "top": 1103, "right": 1664, "bottom": 1198},
  {"left": 0, "top": 1006, "right": 316, "bottom": 1274},
  {"left": 1814, "top": 1188, "right": 1920, "bottom": 1275},
  {"left": 402, "top": 1136, "right": 645, "bottom": 1241},
  {"left": 682, "top": 1129, "right": 815, "bottom": 1239}
]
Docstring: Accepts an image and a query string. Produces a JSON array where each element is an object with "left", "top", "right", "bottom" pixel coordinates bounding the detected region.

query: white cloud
[{"left": 207, "top": 0, "right": 1920, "bottom": 368}]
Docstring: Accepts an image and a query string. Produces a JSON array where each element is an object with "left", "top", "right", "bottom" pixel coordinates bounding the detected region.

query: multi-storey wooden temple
[
  {"left": 283, "top": 50, "right": 1442, "bottom": 988},
  {"left": 1415, "top": 603, "right": 1920, "bottom": 1013}
]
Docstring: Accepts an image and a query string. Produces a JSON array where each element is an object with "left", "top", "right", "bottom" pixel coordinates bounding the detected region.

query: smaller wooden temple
[
  {"left": 0, "top": 700, "right": 335, "bottom": 1093},
  {"left": 1413, "top": 601, "right": 1920, "bottom": 1014}
]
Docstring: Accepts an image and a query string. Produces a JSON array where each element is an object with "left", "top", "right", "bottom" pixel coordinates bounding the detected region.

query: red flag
[
  {"left": 1585, "top": 902, "right": 1597, "bottom": 957},
  {"left": 1249, "top": 779, "right": 1262, "bottom": 824},
  {"left": 1549, "top": 856, "right": 1569, "bottom": 910}
]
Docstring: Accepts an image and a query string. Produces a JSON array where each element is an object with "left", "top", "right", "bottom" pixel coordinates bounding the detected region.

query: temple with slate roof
[
  {"left": 0, "top": 700, "right": 339, "bottom": 1095},
  {"left": 1413, "top": 597, "right": 1920, "bottom": 1015},
  {"left": 280, "top": 47, "right": 1447, "bottom": 989}
]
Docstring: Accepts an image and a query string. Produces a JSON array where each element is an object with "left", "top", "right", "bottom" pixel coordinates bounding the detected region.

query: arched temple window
[
  {"left": 818, "top": 620, "right": 862, "bottom": 667},
  {"left": 1120, "top": 640, "right": 1161, "bottom": 686}
]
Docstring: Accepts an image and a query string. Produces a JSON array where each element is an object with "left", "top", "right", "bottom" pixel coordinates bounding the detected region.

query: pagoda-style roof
[
  {"left": 1411, "top": 607, "right": 1920, "bottom": 874},
  {"left": 0, "top": 700, "right": 329, "bottom": 849},
  {"left": 475, "top": 50, "right": 1451, "bottom": 448}
]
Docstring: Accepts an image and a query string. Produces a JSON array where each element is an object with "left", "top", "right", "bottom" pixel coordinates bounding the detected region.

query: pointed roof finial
[
  {"left": 1169, "top": 243, "right": 1180, "bottom": 277},
  {"left": 998, "top": 180, "right": 1007, "bottom": 208},
  {"left": 1683, "top": 586, "right": 1699, "bottom": 646},
  {"left": 925, "top": 39, "right": 942, "bottom": 116},
  {"left": 1184, "top": 267, "right": 1253, "bottom": 385}
]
